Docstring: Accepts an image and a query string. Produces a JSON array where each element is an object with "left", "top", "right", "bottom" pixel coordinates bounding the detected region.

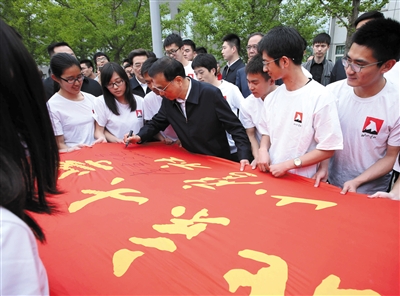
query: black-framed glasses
[
  {"left": 153, "top": 79, "right": 174, "bottom": 95},
  {"left": 106, "top": 79, "right": 125, "bottom": 89},
  {"left": 60, "top": 74, "right": 84, "bottom": 84},
  {"left": 164, "top": 48, "right": 180, "bottom": 56},
  {"left": 342, "top": 58, "right": 382, "bottom": 73}
]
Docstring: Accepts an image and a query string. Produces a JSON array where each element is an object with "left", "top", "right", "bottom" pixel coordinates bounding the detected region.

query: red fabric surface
[{"left": 35, "top": 143, "right": 399, "bottom": 295}]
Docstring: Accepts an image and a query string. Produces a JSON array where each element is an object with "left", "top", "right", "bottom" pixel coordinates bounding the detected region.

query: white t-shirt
[
  {"left": 326, "top": 79, "right": 400, "bottom": 194},
  {"left": 184, "top": 61, "right": 197, "bottom": 80},
  {"left": 143, "top": 91, "right": 178, "bottom": 141},
  {"left": 93, "top": 95, "right": 144, "bottom": 139},
  {"left": 239, "top": 93, "right": 265, "bottom": 144},
  {"left": 218, "top": 80, "right": 245, "bottom": 154},
  {"left": 258, "top": 80, "right": 343, "bottom": 178},
  {"left": 48, "top": 92, "right": 96, "bottom": 146},
  {"left": 0, "top": 207, "right": 49, "bottom": 295}
]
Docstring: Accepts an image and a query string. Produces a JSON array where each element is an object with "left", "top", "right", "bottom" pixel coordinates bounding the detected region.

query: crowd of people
[{"left": 0, "top": 10, "right": 399, "bottom": 294}]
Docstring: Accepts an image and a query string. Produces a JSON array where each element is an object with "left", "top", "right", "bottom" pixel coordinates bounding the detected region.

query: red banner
[{"left": 35, "top": 143, "right": 399, "bottom": 295}]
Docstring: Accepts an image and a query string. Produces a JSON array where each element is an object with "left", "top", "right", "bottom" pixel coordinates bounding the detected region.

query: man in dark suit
[
  {"left": 43, "top": 42, "right": 102, "bottom": 101},
  {"left": 128, "top": 49, "right": 152, "bottom": 98},
  {"left": 124, "top": 57, "right": 252, "bottom": 170},
  {"left": 221, "top": 33, "right": 245, "bottom": 84}
]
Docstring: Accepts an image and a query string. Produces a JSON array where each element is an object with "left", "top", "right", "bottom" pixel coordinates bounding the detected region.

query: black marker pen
[{"left": 125, "top": 130, "right": 133, "bottom": 147}]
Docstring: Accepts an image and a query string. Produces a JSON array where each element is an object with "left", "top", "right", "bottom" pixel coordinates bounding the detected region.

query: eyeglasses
[
  {"left": 262, "top": 57, "right": 281, "bottom": 66},
  {"left": 133, "top": 63, "right": 143, "bottom": 69},
  {"left": 246, "top": 44, "right": 258, "bottom": 51},
  {"left": 342, "top": 58, "right": 381, "bottom": 73},
  {"left": 60, "top": 74, "right": 84, "bottom": 84},
  {"left": 106, "top": 79, "right": 125, "bottom": 89},
  {"left": 153, "top": 79, "right": 174, "bottom": 95},
  {"left": 165, "top": 48, "right": 180, "bottom": 56}
]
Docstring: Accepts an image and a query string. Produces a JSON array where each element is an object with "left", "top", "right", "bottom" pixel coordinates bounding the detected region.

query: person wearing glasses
[
  {"left": 124, "top": 57, "right": 252, "bottom": 170},
  {"left": 47, "top": 53, "right": 105, "bottom": 152},
  {"left": 257, "top": 26, "right": 343, "bottom": 187},
  {"left": 43, "top": 42, "right": 102, "bottom": 100},
  {"left": 93, "top": 62, "right": 144, "bottom": 143},
  {"left": 326, "top": 18, "right": 400, "bottom": 195},
  {"left": 163, "top": 33, "right": 196, "bottom": 80},
  {"left": 128, "top": 48, "right": 152, "bottom": 98},
  {"left": 235, "top": 32, "right": 264, "bottom": 97},
  {"left": 93, "top": 52, "right": 110, "bottom": 84}
]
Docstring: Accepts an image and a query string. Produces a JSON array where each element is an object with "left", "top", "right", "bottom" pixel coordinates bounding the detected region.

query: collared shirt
[{"left": 176, "top": 78, "right": 192, "bottom": 118}]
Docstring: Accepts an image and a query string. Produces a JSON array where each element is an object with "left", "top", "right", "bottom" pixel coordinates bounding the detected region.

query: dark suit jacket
[
  {"left": 43, "top": 76, "right": 102, "bottom": 101},
  {"left": 329, "top": 58, "right": 346, "bottom": 83},
  {"left": 137, "top": 79, "right": 252, "bottom": 161},
  {"left": 235, "top": 67, "right": 251, "bottom": 97},
  {"left": 129, "top": 76, "right": 151, "bottom": 98},
  {"left": 222, "top": 59, "right": 245, "bottom": 84}
]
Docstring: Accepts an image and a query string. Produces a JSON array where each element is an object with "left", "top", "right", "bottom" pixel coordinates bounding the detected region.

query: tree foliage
[
  {"left": 166, "top": 0, "right": 326, "bottom": 62},
  {"left": 0, "top": 0, "right": 390, "bottom": 66},
  {"left": 1, "top": 0, "right": 153, "bottom": 64},
  {"left": 314, "top": 0, "right": 389, "bottom": 49}
]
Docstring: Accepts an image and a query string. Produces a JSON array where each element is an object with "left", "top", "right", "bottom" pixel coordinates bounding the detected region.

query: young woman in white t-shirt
[
  {"left": 94, "top": 62, "right": 144, "bottom": 143},
  {"left": 47, "top": 53, "right": 105, "bottom": 152}
]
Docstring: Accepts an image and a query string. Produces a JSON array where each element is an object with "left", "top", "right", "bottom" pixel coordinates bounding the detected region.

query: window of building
[{"left": 335, "top": 45, "right": 345, "bottom": 61}]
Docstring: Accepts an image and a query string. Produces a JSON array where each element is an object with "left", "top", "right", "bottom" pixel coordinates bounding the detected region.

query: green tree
[
  {"left": 1, "top": 0, "right": 153, "bottom": 65},
  {"left": 163, "top": 0, "right": 326, "bottom": 63},
  {"left": 315, "top": 0, "right": 389, "bottom": 50}
]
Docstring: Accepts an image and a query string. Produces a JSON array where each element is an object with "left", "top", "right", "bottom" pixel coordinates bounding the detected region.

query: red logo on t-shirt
[
  {"left": 362, "top": 117, "right": 384, "bottom": 135},
  {"left": 294, "top": 112, "right": 303, "bottom": 123},
  {"left": 136, "top": 110, "right": 143, "bottom": 118}
]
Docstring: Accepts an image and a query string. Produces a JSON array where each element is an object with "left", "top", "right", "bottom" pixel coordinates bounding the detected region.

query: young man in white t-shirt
[
  {"left": 192, "top": 53, "right": 244, "bottom": 155},
  {"left": 326, "top": 18, "right": 400, "bottom": 195},
  {"left": 163, "top": 33, "right": 196, "bottom": 80},
  {"left": 257, "top": 26, "right": 343, "bottom": 186},
  {"left": 239, "top": 53, "right": 277, "bottom": 169}
]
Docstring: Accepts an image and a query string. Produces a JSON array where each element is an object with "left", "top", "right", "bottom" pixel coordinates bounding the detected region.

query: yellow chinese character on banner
[
  {"left": 183, "top": 172, "right": 263, "bottom": 190},
  {"left": 153, "top": 206, "right": 230, "bottom": 239},
  {"left": 113, "top": 237, "right": 177, "bottom": 277},
  {"left": 154, "top": 157, "right": 211, "bottom": 170},
  {"left": 314, "top": 275, "right": 380, "bottom": 295},
  {"left": 68, "top": 177, "right": 148, "bottom": 213},
  {"left": 224, "top": 249, "right": 288, "bottom": 295},
  {"left": 59, "top": 160, "right": 113, "bottom": 179}
]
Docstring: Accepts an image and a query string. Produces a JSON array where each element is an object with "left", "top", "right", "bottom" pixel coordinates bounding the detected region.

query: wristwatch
[{"left": 294, "top": 157, "right": 302, "bottom": 168}]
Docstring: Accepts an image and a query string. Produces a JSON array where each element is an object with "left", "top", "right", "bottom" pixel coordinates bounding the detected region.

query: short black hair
[
  {"left": 258, "top": 26, "right": 304, "bottom": 65},
  {"left": 183, "top": 39, "right": 196, "bottom": 51},
  {"left": 351, "top": 18, "right": 400, "bottom": 63},
  {"left": 128, "top": 48, "right": 149, "bottom": 64},
  {"left": 47, "top": 41, "right": 71, "bottom": 57},
  {"left": 313, "top": 33, "right": 331, "bottom": 45},
  {"left": 93, "top": 52, "right": 110, "bottom": 63},
  {"left": 141, "top": 57, "right": 158, "bottom": 76},
  {"left": 163, "top": 33, "right": 183, "bottom": 49},
  {"left": 222, "top": 33, "right": 241, "bottom": 52},
  {"left": 192, "top": 53, "right": 218, "bottom": 76},
  {"left": 245, "top": 53, "right": 271, "bottom": 81},
  {"left": 80, "top": 59, "right": 94, "bottom": 69},
  {"left": 148, "top": 56, "right": 185, "bottom": 81},
  {"left": 354, "top": 10, "right": 384, "bottom": 27},
  {"left": 195, "top": 46, "right": 207, "bottom": 54}
]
